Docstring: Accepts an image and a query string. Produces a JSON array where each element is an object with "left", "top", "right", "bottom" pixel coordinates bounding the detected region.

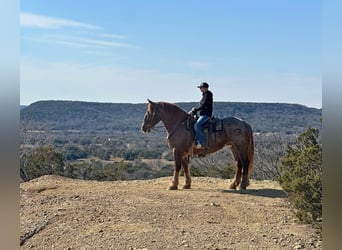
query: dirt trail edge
[{"left": 20, "top": 175, "right": 322, "bottom": 249}]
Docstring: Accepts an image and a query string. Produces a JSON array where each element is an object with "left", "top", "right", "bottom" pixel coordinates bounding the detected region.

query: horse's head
[{"left": 141, "top": 99, "right": 161, "bottom": 133}]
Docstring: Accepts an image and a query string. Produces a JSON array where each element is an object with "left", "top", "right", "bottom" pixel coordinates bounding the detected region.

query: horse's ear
[{"left": 147, "top": 99, "right": 154, "bottom": 104}]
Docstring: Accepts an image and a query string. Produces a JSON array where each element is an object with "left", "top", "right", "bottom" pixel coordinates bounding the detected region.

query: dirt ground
[{"left": 20, "top": 175, "right": 322, "bottom": 249}]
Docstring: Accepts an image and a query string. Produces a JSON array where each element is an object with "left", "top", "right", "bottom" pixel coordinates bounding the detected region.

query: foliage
[
  {"left": 93, "top": 161, "right": 127, "bottom": 181},
  {"left": 64, "top": 162, "right": 94, "bottom": 180},
  {"left": 253, "top": 133, "right": 295, "bottom": 180},
  {"left": 188, "top": 164, "right": 206, "bottom": 177},
  {"left": 189, "top": 162, "right": 235, "bottom": 179},
  {"left": 63, "top": 160, "right": 127, "bottom": 181},
  {"left": 63, "top": 144, "right": 88, "bottom": 160},
  {"left": 26, "top": 145, "right": 65, "bottom": 180},
  {"left": 218, "top": 163, "right": 235, "bottom": 179},
  {"left": 278, "top": 127, "right": 322, "bottom": 229}
]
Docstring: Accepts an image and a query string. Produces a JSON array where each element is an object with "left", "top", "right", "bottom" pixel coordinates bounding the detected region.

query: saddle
[
  {"left": 186, "top": 115, "right": 223, "bottom": 146},
  {"left": 203, "top": 117, "right": 223, "bottom": 132},
  {"left": 186, "top": 115, "right": 223, "bottom": 132}
]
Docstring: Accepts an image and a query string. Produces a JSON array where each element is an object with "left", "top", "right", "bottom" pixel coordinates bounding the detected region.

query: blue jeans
[{"left": 194, "top": 115, "right": 209, "bottom": 146}]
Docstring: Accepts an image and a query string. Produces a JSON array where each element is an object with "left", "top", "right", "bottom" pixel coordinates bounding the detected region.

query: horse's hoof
[
  {"left": 182, "top": 184, "right": 191, "bottom": 189},
  {"left": 229, "top": 183, "right": 237, "bottom": 190},
  {"left": 240, "top": 181, "right": 247, "bottom": 190},
  {"left": 167, "top": 186, "right": 178, "bottom": 190}
]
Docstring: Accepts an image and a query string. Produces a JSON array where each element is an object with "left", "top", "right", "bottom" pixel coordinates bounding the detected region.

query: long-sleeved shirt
[{"left": 195, "top": 90, "right": 213, "bottom": 116}]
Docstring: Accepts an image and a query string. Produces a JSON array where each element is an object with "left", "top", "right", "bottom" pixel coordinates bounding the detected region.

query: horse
[{"left": 141, "top": 99, "right": 254, "bottom": 190}]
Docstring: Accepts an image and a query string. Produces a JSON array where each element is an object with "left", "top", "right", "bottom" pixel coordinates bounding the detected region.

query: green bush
[
  {"left": 63, "top": 144, "right": 88, "bottom": 160},
  {"left": 189, "top": 163, "right": 235, "bottom": 178},
  {"left": 64, "top": 162, "right": 95, "bottom": 180},
  {"left": 93, "top": 161, "right": 127, "bottom": 181},
  {"left": 217, "top": 163, "right": 235, "bottom": 179},
  {"left": 278, "top": 127, "right": 322, "bottom": 229},
  {"left": 26, "top": 145, "right": 65, "bottom": 180}
]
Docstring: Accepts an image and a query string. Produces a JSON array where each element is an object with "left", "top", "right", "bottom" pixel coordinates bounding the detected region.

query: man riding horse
[
  {"left": 141, "top": 99, "right": 254, "bottom": 190},
  {"left": 189, "top": 82, "right": 213, "bottom": 149}
]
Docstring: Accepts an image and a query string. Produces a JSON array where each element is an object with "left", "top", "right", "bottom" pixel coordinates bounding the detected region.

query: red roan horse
[{"left": 141, "top": 100, "right": 254, "bottom": 190}]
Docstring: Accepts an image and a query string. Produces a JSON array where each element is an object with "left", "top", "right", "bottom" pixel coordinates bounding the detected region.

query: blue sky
[{"left": 20, "top": 1, "right": 321, "bottom": 108}]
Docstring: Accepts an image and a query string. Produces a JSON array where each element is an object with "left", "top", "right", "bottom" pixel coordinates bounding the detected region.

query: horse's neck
[{"left": 158, "top": 103, "right": 187, "bottom": 132}]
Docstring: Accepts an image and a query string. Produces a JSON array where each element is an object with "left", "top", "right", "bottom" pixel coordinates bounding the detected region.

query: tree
[
  {"left": 253, "top": 133, "right": 295, "bottom": 180},
  {"left": 20, "top": 153, "right": 29, "bottom": 181},
  {"left": 278, "top": 127, "right": 322, "bottom": 229},
  {"left": 190, "top": 151, "right": 235, "bottom": 178},
  {"left": 26, "top": 145, "right": 65, "bottom": 180}
]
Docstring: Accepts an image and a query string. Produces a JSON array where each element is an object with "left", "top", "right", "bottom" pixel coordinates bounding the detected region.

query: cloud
[
  {"left": 22, "top": 34, "right": 138, "bottom": 50},
  {"left": 20, "top": 12, "right": 137, "bottom": 51},
  {"left": 81, "top": 38, "right": 138, "bottom": 49},
  {"left": 20, "top": 12, "right": 100, "bottom": 30}
]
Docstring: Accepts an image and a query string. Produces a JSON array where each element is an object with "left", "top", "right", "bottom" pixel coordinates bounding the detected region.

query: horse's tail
[{"left": 247, "top": 124, "right": 254, "bottom": 179}]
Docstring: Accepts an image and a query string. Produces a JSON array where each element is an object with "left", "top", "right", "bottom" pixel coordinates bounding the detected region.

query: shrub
[
  {"left": 93, "top": 161, "right": 127, "bottom": 181},
  {"left": 217, "top": 163, "right": 235, "bottom": 179},
  {"left": 26, "top": 145, "right": 65, "bottom": 180},
  {"left": 278, "top": 127, "right": 322, "bottom": 229},
  {"left": 63, "top": 144, "right": 88, "bottom": 160}
]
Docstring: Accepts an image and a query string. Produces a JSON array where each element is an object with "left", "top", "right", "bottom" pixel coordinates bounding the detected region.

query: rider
[{"left": 189, "top": 82, "right": 213, "bottom": 149}]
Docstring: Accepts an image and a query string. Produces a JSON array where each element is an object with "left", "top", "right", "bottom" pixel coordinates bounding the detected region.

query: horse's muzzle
[{"left": 141, "top": 124, "right": 151, "bottom": 133}]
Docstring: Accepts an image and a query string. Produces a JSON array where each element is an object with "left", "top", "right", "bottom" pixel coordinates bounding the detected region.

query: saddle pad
[{"left": 210, "top": 118, "right": 223, "bottom": 131}]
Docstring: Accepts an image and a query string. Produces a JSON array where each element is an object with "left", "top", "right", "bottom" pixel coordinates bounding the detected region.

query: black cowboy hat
[{"left": 197, "top": 82, "right": 209, "bottom": 88}]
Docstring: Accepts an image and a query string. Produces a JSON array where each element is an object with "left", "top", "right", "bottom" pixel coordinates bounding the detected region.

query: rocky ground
[{"left": 20, "top": 175, "right": 322, "bottom": 249}]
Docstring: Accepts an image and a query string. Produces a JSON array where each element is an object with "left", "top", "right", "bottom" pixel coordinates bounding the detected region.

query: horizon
[
  {"left": 20, "top": 1, "right": 321, "bottom": 109},
  {"left": 20, "top": 99, "right": 321, "bottom": 110}
]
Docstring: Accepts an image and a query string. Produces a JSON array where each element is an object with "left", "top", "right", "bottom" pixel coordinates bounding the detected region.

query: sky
[{"left": 20, "top": 0, "right": 322, "bottom": 108}]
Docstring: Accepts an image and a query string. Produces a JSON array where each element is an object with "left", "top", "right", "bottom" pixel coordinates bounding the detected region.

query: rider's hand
[{"left": 188, "top": 107, "right": 196, "bottom": 115}]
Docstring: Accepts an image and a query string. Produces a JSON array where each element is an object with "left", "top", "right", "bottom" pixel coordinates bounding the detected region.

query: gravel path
[{"left": 20, "top": 175, "right": 322, "bottom": 249}]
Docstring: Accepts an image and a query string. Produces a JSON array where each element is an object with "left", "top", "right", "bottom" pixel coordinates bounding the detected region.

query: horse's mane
[{"left": 158, "top": 102, "right": 187, "bottom": 116}]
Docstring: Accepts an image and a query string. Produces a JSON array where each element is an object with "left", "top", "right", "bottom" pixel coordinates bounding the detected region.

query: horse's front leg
[
  {"left": 182, "top": 155, "right": 191, "bottom": 189},
  {"left": 168, "top": 148, "right": 182, "bottom": 190}
]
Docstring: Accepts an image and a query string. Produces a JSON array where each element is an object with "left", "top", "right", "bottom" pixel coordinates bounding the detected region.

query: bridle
[{"left": 142, "top": 109, "right": 161, "bottom": 132}]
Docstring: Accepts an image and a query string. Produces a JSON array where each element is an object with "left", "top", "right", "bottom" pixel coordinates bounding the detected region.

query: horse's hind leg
[
  {"left": 229, "top": 147, "right": 242, "bottom": 190},
  {"left": 182, "top": 155, "right": 191, "bottom": 189},
  {"left": 239, "top": 157, "right": 250, "bottom": 190},
  {"left": 168, "top": 148, "right": 182, "bottom": 190},
  {"left": 230, "top": 160, "right": 242, "bottom": 190}
]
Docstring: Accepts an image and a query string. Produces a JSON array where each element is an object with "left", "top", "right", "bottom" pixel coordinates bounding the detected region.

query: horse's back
[{"left": 222, "top": 116, "right": 252, "bottom": 130}]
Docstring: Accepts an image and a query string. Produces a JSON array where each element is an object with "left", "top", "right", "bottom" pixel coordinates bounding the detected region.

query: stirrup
[{"left": 194, "top": 144, "right": 204, "bottom": 149}]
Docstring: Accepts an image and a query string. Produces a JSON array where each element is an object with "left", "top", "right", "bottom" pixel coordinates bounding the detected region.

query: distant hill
[
  {"left": 20, "top": 100, "right": 321, "bottom": 134},
  {"left": 20, "top": 100, "right": 322, "bottom": 181}
]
